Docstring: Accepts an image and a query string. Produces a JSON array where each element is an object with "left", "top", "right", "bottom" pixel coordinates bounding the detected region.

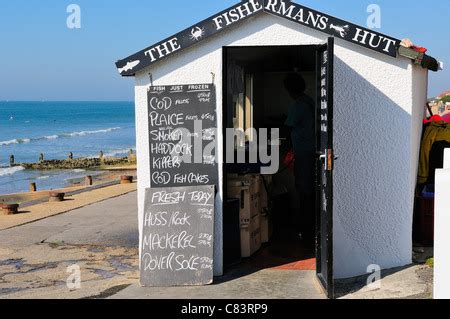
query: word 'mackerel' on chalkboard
[
  {"left": 141, "top": 185, "right": 215, "bottom": 287},
  {"left": 148, "top": 84, "right": 218, "bottom": 188}
]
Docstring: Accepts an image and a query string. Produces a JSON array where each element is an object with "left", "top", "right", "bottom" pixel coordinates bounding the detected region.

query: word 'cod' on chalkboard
[
  {"left": 148, "top": 84, "right": 217, "bottom": 188},
  {"left": 141, "top": 185, "right": 215, "bottom": 287}
]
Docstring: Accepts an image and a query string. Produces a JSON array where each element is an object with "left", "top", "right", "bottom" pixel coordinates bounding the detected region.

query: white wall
[
  {"left": 332, "top": 43, "right": 427, "bottom": 278},
  {"left": 434, "top": 149, "right": 450, "bottom": 299},
  {"left": 133, "top": 13, "right": 425, "bottom": 279}
]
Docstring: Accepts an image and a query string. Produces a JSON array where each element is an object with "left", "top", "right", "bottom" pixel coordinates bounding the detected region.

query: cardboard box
[
  {"left": 228, "top": 177, "right": 260, "bottom": 226},
  {"left": 240, "top": 214, "right": 261, "bottom": 258},
  {"left": 228, "top": 180, "right": 251, "bottom": 226},
  {"left": 260, "top": 213, "right": 273, "bottom": 244},
  {"left": 258, "top": 175, "right": 270, "bottom": 211}
]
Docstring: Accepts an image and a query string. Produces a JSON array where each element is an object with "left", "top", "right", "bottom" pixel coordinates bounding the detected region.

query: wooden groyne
[{"left": 9, "top": 150, "right": 137, "bottom": 170}]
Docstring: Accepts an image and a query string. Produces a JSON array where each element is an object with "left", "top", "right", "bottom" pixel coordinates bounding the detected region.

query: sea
[{"left": 0, "top": 101, "right": 136, "bottom": 195}]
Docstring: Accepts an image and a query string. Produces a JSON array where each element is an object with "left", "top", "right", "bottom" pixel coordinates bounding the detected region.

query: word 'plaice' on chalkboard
[
  {"left": 148, "top": 84, "right": 218, "bottom": 189},
  {"left": 140, "top": 185, "right": 215, "bottom": 287}
]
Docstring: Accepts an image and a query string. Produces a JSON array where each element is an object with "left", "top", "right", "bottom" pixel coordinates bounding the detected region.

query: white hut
[{"left": 116, "top": 0, "right": 440, "bottom": 297}]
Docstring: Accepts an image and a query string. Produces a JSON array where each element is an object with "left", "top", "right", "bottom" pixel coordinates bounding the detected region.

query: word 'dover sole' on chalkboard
[
  {"left": 148, "top": 84, "right": 218, "bottom": 188},
  {"left": 141, "top": 185, "right": 215, "bottom": 287}
]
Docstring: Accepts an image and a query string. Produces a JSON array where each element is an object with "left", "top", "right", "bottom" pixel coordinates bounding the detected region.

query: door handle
[
  {"left": 319, "top": 153, "right": 329, "bottom": 170},
  {"left": 318, "top": 153, "right": 337, "bottom": 161},
  {"left": 318, "top": 150, "right": 336, "bottom": 171}
]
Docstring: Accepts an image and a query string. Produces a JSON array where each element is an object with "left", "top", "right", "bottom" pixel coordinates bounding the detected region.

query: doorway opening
[{"left": 222, "top": 45, "right": 320, "bottom": 275}]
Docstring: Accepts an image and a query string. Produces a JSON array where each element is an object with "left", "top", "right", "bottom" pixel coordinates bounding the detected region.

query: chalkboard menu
[
  {"left": 141, "top": 185, "right": 215, "bottom": 287},
  {"left": 148, "top": 84, "right": 217, "bottom": 188}
]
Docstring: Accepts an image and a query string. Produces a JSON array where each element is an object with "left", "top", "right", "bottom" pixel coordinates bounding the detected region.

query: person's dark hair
[{"left": 284, "top": 72, "right": 306, "bottom": 98}]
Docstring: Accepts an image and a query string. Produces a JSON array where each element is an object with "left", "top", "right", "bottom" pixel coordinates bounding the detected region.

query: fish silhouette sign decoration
[
  {"left": 116, "top": 0, "right": 409, "bottom": 76},
  {"left": 118, "top": 60, "right": 140, "bottom": 74}
]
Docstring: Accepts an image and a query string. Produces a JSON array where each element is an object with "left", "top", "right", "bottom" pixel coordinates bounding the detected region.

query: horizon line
[{"left": 0, "top": 100, "right": 134, "bottom": 103}]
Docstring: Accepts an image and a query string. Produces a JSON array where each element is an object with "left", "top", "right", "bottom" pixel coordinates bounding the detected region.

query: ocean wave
[
  {"left": 0, "top": 138, "right": 31, "bottom": 146},
  {"left": 0, "top": 127, "right": 121, "bottom": 147},
  {"left": 0, "top": 166, "right": 25, "bottom": 177},
  {"left": 63, "top": 127, "right": 121, "bottom": 137}
]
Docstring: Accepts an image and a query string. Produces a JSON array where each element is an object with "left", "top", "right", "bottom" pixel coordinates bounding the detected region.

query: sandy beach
[
  {"left": 1, "top": 154, "right": 137, "bottom": 205},
  {"left": 0, "top": 153, "right": 138, "bottom": 237}
]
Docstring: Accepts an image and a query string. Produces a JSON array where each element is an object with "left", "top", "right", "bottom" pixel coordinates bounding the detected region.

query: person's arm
[{"left": 284, "top": 109, "right": 295, "bottom": 149}]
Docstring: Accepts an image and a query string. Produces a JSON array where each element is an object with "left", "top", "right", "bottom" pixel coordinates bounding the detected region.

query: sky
[{"left": 0, "top": 0, "right": 448, "bottom": 101}]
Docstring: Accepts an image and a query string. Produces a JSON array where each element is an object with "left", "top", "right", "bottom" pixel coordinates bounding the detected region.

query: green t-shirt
[{"left": 285, "top": 95, "right": 315, "bottom": 154}]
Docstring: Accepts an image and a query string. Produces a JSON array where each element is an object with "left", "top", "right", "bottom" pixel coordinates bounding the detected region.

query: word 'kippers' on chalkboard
[
  {"left": 140, "top": 185, "right": 215, "bottom": 287},
  {"left": 147, "top": 84, "right": 218, "bottom": 188}
]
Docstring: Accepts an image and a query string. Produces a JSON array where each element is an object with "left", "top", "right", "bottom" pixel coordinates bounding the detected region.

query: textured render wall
[
  {"left": 332, "top": 41, "right": 426, "bottom": 278},
  {"left": 133, "top": 13, "right": 423, "bottom": 279}
]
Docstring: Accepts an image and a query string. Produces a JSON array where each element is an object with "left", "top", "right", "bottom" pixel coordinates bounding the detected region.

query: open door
[{"left": 315, "top": 37, "right": 335, "bottom": 298}]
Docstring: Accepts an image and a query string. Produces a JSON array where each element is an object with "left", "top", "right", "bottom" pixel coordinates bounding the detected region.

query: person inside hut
[{"left": 284, "top": 72, "right": 316, "bottom": 243}]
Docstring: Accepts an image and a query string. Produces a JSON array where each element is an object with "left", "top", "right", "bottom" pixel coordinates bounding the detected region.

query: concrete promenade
[{"left": 0, "top": 189, "right": 432, "bottom": 299}]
